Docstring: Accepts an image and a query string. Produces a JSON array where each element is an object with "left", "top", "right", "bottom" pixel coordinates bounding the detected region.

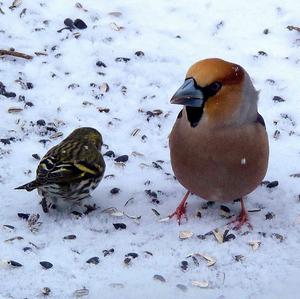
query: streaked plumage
[
  {"left": 169, "top": 58, "right": 269, "bottom": 228},
  {"left": 16, "top": 127, "right": 106, "bottom": 213}
]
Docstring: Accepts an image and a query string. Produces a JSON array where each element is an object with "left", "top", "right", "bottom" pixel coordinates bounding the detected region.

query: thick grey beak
[{"left": 170, "top": 78, "right": 204, "bottom": 107}]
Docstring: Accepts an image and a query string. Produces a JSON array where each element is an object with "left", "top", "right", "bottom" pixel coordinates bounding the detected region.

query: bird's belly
[
  {"left": 37, "top": 177, "right": 102, "bottom": 207},
  {"left": 169, "top": 126, "right": 268, "bottom": 202}
]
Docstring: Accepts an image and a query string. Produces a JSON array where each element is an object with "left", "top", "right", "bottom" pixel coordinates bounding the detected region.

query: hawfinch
[
  {"left": 16, "top": 127, "right": 106, "bottom": 213},
  {"left": 169, "top": 58, "right": 269, "bottom": 228}
]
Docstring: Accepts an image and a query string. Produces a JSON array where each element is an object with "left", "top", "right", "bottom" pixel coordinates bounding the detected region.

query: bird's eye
[
  {"left": 203, "top": 81, "right": 222, "bottom": 98},
  {"left": 209, "top": 81, "right": 222, "bottom": 92}
]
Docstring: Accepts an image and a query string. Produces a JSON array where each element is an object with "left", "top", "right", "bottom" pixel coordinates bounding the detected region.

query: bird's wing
[{"left": 36, "top": 155, "right": 104, "bottom": 185}]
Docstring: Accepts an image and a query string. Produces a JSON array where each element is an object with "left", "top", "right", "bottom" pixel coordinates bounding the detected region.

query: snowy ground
[{"left": 0, "top": 0, "right": 300, "bottom": 298}]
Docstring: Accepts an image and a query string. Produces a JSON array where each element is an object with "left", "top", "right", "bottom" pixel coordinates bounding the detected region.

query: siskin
[{"left": 15, "top": 127, "right": 106, "bottom": 213}]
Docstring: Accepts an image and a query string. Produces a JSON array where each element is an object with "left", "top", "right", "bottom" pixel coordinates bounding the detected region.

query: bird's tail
[{"left": 15, "top": 180, "right": 38, "bottom": 192}]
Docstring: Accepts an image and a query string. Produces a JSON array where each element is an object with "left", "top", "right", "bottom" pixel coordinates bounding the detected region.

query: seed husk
[
  {"left": 113, "top": 223, "right": 127, "bottom": 230},
  {"left": 86, "top": 257, "right": 100, "bottom": 265}
]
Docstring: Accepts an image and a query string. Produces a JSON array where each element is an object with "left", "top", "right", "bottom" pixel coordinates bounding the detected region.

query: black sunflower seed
[
  {"left": 124, "top": 257, "right": 131, "bottom": 265},
  {"left": 104, "top": 150, "right": 115, "bottom": 158},
  {"left": 36, "top": 119, "right": 46, "bottom": 126},
  {"left": 266, "top": 181, "right": 279, "bottom": 188},
  {"left": 40, "top": 261, "right": 53, "bottom": 269},
  {"left": 114, "top": 155, "right": 128, "bottom": 163},
  {"left": 86, "top": 257, "right": 100, "bottom": 265},
  {"left": 96, "top": 61, "right": 107, "bottom": 68},
  {"left": 18, "top": 213, "right": 30, "bottom": 220},
  {"left": 125, "top": 253, "right": 138, "bottom": 259},
  {"left": 115, "top": 57, "right": 130, "bottom": 63},
  {"left": 64, "top": 18, "right": 75, "bottom": 28},
  {"left": 110, "top": 188, "right": 120, "bottom": 194},
  {"left": 135, "top": 51, "right": 144, "bottom": 57},
  {"left": 180, "top": 260, "right": 188, "bottom": 270},
  {"left": 63, "top": 234, "right": 76, "bottom": 240},
  {"left": 272, "top": 96, "right": 285, "bottom": 102},
  {"left": 9, "top": 260, "right": 23, "bottom": 267},
  {"left": 32, "top": 154, "right": 41, "bottom": 160},
  {"left": 74, "top": 19, "right": 87, "bottom": 29},
  {"left": 113, "top": 223, "right": 126, "bottom": 230}
]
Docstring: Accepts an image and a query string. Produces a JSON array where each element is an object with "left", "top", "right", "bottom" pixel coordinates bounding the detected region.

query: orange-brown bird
[
  {"left": 169, "top": 58, "right": 269, "bottom": 229},
  {"left": 15, "top": 127, "right": 106, "bottom": 213}
]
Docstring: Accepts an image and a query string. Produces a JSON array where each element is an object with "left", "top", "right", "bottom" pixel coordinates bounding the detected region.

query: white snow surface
[{"left": 0, "top": 0, "right": 300, "bottom": 298}]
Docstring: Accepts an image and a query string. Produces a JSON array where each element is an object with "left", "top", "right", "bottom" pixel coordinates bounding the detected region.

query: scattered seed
[
  {"left": 176, "top": 284, "right": 187, "bottom": 292},
  {"left": 290, "top": 173, "right": 300, "bottom": 178},
  {"left": 273, "top": 96, "right": 285, "bottom": 102},
  {"left": 71, "top": 211, "right": 82, "bottom": 217},
  {"left": 74, "top": 19, "right": 87, "bottom": 29},
  {"left": 109, "top": 12, "right": 122, "bottom": 17},
  {"left": 63, "top": 234, "right": 76, "bottom": 240},
  {"left": 287, "top": 25, "right": 300, "bottom": 32},
  {"left": 179, "top": 231, "right": 193, "bottom": 240},
  {"left": 110, "top": 188, "right": 120, "bottom": 194},
  {"left": 9, "top": 0, "right": 22, "bottom": 10},
  {"left": 258, "top": 50, "right": 267, "bottom": 56},
  {"left": 131, "top": 128, "right": 140, "bottom": 136},
  {"left": 153, "top": 274, "right": 166, "bottom": 283},
  {"left": 115, "top": 57, "right": 130, "bottom": 63},
  {"left": 23, "top": 247, "right": 32, "bottom": 252},
  {"left": 135, "top": 51, "right": 145, "bottom": 57},
  {"left": 191, "top": 280, "right": 209, "bottom": 288},
  {"left": 3, "top": 224, "right": 15, "bottom": 230},
  {"left": 99, "top": 83, "right": 109, "bottom": 93},
  {"left": 41, "top": 287, "right": 51, "bottom": 296},
  {"left": 271, "top": 233, "right": 284, "bottom": 242},
  {"left": 125, "top": 253, "right": 138, "bottom": 259},
  {"left": 110, "top": 22, "right": 124, "bottom": 31},
  {"left": 152, "top": 162, "right": 163, "bottom": 170},
  {"left": 180, "top": 260, "right": 188, "bottom": 271},
  {"left": 86, "top": 257, "right": 100, "bottom": 265},
  {"left": 114, "top": 155, "right": 129, "bottom": 163},
  {"left": 104, "top": 150, "right": 115, "bottom": 158},
  {"left": 124, "top": 257, "right": 131, "bottom": 265},
  {"left": 73, "top": 288, "right": 89, "bottom": 297},
  {"left": 263, "top": 28, "right": 269, "bottom": 34},
  {"left": 234, "top": 255, "right": 245, "bottom": 262},
  {"left": 109, "top": 283, "right": 124, "bottom": 288},
  {"left": 8, "top": 260, "right": 23, "bottom": 267},
  {"left": 248, "top": 240, "right": 261, "bottom": 251},
  {"left": 145, "top": 189, "right": 157, "bottom": 199},
  {"left": 103, "top": 248, "right": 114, "bottom": 257},
  {"left": 113, "top": 223, "right": 127, "bottom": 230},
  {"left": 5, "top": 236, "right": 23, "bottom": 242},
  {"left": 40, "top": 261, "right": 53, "bottom": 269},
  {"left": 223, "top": 230, "right": 236, "bottom": 242},
  {"left": 32, "top": 153, "right": 41, "bottom": 160},
  {"left": 152, "top": 208, "right": 160, "bottom": 216},
  {"left": 212, "top": 229, "right": 224, "bottom": 243},
  {"left": 144, "top": 251, "right": 153, "bottom": 256},
  {"left": 64, "top": 18, "right": 75, "bottom": 28},
  {"left": 265, "top": 212, "right": 275, "bottom": 220},
  {"left": 266, "top": 181, "right": 279, "bottom": 188},
  {"left": 8, "top": 107, "right": 23, "bottom": 114},
  {"left": 273, "top": 130, "right": 280, "bottom": 139}
]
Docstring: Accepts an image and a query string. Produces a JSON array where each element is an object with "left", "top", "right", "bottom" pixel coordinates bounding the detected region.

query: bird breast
[{"left": 169, "top": 113, "right": 269, "bottom": 202}]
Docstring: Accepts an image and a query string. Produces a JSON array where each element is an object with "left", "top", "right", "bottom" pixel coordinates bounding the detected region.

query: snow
[{"left": 0, "top": 0, "right": 300, "bottom": 298}]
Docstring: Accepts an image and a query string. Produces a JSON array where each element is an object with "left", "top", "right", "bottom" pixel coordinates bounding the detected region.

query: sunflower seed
[
  {"left": 153, "top": 274, "right": 166, "bottom": 282},
  {"left": 248, "top": 240, "right": 261, "bottom": 251},
  {"left": 8, "top": 260, "right": 23, "bottom": 267},
  {"left": 41, "top": 287, "right": 51, "bottom": 296},
  {"left": 114, "top": 155, "right": 129, "bottom": 163},
  {"left": 99, "top": 83, "right": 109, "bottom": 93},
  {"left": 108, "top": 12, "right": 122, "bottom": 17},
  {"left": 63, "top": 234, "right": 76, "bottom": 240},
  {"left": 73, "top": 288, "right": 89, "bottom": 297},
  {"left": 5, "top": 236, "right": 23, "bottom": 242},
  {"left": 3, "top": 224, "right": 15, "bottom": 230},
  {"left": 40, "top": 261, "right": 53, "bottom": 269},
  {"left": 86, "top": 257, "right": 99, "bottom": 265},
  {"left": 74, "top": 19, "right": 87, "bottom": 29},
  {"left": 179, "top": 231, "right": 193, "bottom": 240},
  {"left": 113, "top": 223, "right": 126, "bottom": 230},
  {"left": 176, "top": 284, "right": 187, "bottom": 292},
  {"left": 212, "top": 228, "right": 223, "bottom": 243},
  {"left": 110, "top": 22, "right": 124, "bottom": 31},
  {"left": 124, "top": 257, "right": 131, "bottom": 265},
  {"left": 8, "top": 107, "right": 23, "bottom": 114},
  {"left": 9, "top": 0, "right": 22, "bottom": 10},
  {"left": 191, "top": 280, "right": 209, "bottom": 288},
  {"left": 266, "top": 181, "right": 279, "bottom": 188}
]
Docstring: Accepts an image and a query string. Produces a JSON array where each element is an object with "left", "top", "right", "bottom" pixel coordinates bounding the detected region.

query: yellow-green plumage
[{"left": 15, "top": 127, "right": 106, "bottom": 212}]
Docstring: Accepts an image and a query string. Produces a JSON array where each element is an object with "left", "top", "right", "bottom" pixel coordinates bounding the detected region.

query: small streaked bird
[
  {"left": 15, "top": 127, "right": 106, "bottom": 213},
  {"left": 169, "top": 58, "right": 269, "bottom": 229}
]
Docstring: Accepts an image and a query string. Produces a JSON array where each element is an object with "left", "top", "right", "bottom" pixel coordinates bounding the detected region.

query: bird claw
[
  {"left": 168, "top": 202, "right": 187, "bottom": 225},
  {"left": 228, "top": 212, "right": 253, "bottom": 230}
]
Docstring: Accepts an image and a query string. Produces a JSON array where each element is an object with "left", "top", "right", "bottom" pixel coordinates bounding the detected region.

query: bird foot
[
  {"left": 228, "top": 211, "right": 253, "bottom": 230},
  {"left": 168, "top": 202, "right": 187, "bottom": 225},
  {"left": 84, "top": 204, "right": 97, "bottom": 215}
]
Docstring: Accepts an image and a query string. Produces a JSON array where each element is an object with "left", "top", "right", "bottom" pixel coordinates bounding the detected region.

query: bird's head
[
  {"left": 68, "top": 127, "right": 103, "bottom": 150},
  {"left": 171, "top": 58, "right": 258, "bottom": 127}
]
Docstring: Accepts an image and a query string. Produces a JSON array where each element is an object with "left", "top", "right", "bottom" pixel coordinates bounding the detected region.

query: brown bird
[
  {"left": 15, "top": 127, "right": 105, "bottom": 213},
  {"left": 169, "top": 58, "right": 269, "bottom": 228}
]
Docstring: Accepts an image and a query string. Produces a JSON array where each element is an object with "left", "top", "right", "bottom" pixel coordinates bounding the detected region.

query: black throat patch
[{"left": 185, "top": 106, "right": 204, "bottom": 127}]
